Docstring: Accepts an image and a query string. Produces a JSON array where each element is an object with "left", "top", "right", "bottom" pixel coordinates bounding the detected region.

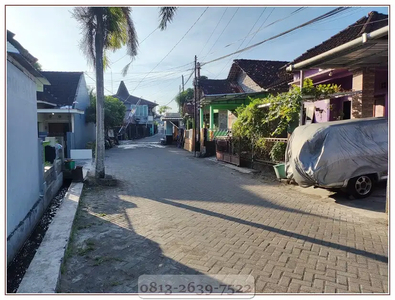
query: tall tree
[
  {"left": 72, "top": 7, "right": 176, "bottom": 178},
  {"left": 175, "top": 88, "right": 194, "bottom": 111},
  {"left": 85, "top": 94, "right": 126, "bottom": 131},
  {"left": 158, "top": 105, "right": 171, "bottom": 115}
]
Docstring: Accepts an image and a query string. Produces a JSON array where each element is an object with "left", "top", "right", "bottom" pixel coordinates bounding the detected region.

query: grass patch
[
  {"left": 59, "top": 189, "right": 83, "bottom": 277},
  {"left": 60, "top": 262, "right": 66, "bottom": 275},
  {"left": 110, "top": 281, "right": 121, "bottom": 286},
  {"left": 92, "top": 256, "right": 123, "bottom": 266},
  {"left": 112, "top": 257, "right": 124, "bottom": 262},
  {"left": 77, "top": 223, "right": 94, "bottom": 230},
  {"left": 93, "top": 256, "right": 104, "bottom": 266},
  {"left": 77, "top": 245, "right": 95, "bottom": 256},
  {"left": 98, "top": 213, "right": 107, "bottom": 217},
  {"left": 77, "top": 238, "right": 96, "bottom": 256},
  {"left": 86, "top": 239, "right": 95, "bottom": 246}
]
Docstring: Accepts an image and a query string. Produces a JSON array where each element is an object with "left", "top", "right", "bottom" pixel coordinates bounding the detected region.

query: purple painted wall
[
  {"left": 304, "top": 97, "right": 353, "bottom": 123},
  {"left": 293, "top": 69, "right": 320, "bottom": 82},
  {"left": 295, "top": 68, "right": 388, "bottom": 120},
  {"left": 315, "top": 75, "right": 352, "bottom": 90},
  {"left": 304, "top": 100, "right": 330, "bottom": 123}
]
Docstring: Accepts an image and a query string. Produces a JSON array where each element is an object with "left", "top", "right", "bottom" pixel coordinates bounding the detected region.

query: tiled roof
[
  {"left": 38, "top": 71, "right": 83, "bottom": 106},
  {"left": 113, "top": 81, "right": 158, "bottom": 107},
  {"left": 228, "top": 59, "right": 291, "bottom": 90},
  {"left": 7, "top": 30, "right": 47, "bottom": 80},
  {"left": 291, "top": 11, "right": 388, "bottom": 64},
  {"left": 7, "top": 30, "right": 37, "bottom": 65},
  {"left": 199, "top": 79, "right": 242, "bottom": 95}
]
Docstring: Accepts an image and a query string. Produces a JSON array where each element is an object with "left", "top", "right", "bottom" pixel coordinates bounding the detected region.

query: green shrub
[{"left": 269, "top": 142, "right": 287, "bottom": 162}]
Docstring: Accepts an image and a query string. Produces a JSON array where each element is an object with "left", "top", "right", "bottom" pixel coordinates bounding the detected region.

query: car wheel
[{"left": 347, "top": 175, "right": 375, "bottom": 198}]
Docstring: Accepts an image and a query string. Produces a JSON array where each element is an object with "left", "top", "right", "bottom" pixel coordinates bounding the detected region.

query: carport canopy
[{"left": 286, "top": 26, "right": 388, "bottom": 71}]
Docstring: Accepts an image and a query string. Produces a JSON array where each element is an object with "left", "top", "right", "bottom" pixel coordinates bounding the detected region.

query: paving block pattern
[{"left": 59, "top": 136, "right": 388, "bottom": 294}]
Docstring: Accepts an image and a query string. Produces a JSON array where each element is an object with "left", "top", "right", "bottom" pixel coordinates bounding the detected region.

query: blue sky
[{"left": 6, "top": 5, "right": 389, "bottom": 111}]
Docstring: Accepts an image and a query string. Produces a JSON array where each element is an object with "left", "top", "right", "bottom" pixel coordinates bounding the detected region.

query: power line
[
  {"left": 222, "top": 7, "right": 304, "bottom": 50},
  {"left": 213, "top": 7, "right": 305, "bottom": 78},
  {"left": 130, "top": 7, "right": 209, "bottom": 94},
  {"left": 245, "top": 7, "right": 274, "bottom": 47},
  {"left": 201, "top": 8, "right": 239, "bottom": 60},
  {"left": 306, "top": 17, "right": 389, "bottom": 31},
  {"left": 84, "top": 72, "right": 114, "bottom": 95},
  {"left": 183, "top": 69, "right": 195, "bottom": 86},
  {"left": 201, "top": 7, "right": 351, "bottom": 67},
  {"left": 146, "top": 72, "right": 191, "bottom": 100},
  {"left": 115, "top": 68, "right": 193, "bottom": 85},
  {"left": 110, "top": 27, "right": 159, "bottom": 66},
  {"left": 203, "top": 7, "right": 305, "bottom": 60},
  {"left": 309, "top": 6, "right": 361, "bottom": 26},
  {"left": 214, "top": 8, "right": 268, "bottom": 78},
  {"left": 86, "top": 62, "right": 194, "bottom": 75},
  {"left": 197, "top": 8, "right": 228, "bottom": 57}
]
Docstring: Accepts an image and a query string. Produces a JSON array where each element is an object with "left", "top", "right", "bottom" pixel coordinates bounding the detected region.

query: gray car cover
[{"left": 285, "top": 117, "right": 388, "bottom": 188}]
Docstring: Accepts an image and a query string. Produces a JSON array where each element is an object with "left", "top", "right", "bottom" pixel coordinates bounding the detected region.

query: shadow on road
[
  {"left": 330, "top": 181, "right": 387, "bottom": 213},
  {"left": 144, "top": 196, "right": 388, "bottom": 264},
  {"left": 59, "top": 190, "right": 226, "bottom": 293}
]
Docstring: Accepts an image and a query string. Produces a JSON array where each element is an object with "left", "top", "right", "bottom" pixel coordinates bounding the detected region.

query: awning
[
  {"left": 161, "top": 117, "right": 183, "bottom": 121},
  {"left": 286, "top": 26, "right": 388, "bottom": 71},
  {"left": 37, "top": 109, "right": 84, "bottom": 115},
  {"left": 200, "top": 91, "right": 267, "bottom": 106}
]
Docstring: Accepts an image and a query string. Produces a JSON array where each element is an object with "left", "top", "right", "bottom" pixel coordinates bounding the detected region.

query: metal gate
[{"left": 215, "top": 137, "right": 240, "bottom": 166}]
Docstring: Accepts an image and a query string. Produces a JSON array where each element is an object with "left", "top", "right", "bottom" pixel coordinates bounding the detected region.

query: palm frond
[
  {"left": 72, "top": 7, "right": 97, "bottom": 66},
  {"left": 158, "top": 7, "right": 177, "bottom": 30},
  {"left": 103, "top": 51, "right": 110, "bottom": 70},
  {"left": 121, "top": 7, "right": 138, "bottom": 58},
  {"left": 121, "top": 61, "right": 132, "bottom": 77}
]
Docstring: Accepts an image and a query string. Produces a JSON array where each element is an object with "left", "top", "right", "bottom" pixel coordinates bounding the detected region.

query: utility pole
[
  {"left": 182, "top": 75, "right": 185, "bottom": 92},
  {"left": 197, "top": 61, "right": 201, "bottom": 153},
  {"left": 194, "top": 55, "right": 197, "bottom": 157}
]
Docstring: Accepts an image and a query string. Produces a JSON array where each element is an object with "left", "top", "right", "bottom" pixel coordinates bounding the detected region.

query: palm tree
[{"left": 72, "top": 7, "right": 176, "bottom": 178}]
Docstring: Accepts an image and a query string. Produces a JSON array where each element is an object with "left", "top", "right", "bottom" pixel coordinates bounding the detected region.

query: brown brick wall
[{"left": 351, "top": 68, "right": 376, "bottom": 118}]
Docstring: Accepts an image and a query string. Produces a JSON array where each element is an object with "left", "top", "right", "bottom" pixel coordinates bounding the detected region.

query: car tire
[{"left": 347, "top": 175, "right": 375, "bottom": 198}]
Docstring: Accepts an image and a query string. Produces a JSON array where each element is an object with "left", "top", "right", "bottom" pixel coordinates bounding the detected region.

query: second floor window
[{"left": 130, "top": 104, "right": 148, "bottom": 117}]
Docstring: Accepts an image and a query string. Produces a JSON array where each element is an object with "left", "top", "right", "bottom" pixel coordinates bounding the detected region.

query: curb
[
  {"left": 205, "top": 157, "right": 258, "bottom": 174},
  {"left": 17, "top": 181, "right": 83, "bottom": 293}
]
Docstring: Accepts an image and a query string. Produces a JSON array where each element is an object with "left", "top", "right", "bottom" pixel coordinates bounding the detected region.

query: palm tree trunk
[{"left": 94, "top": 9, "right": 105, "bottom": 178}]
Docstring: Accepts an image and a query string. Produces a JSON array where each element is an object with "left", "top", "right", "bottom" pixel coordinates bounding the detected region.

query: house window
[{"left": 374, "top": 96, "right": 385, "bottom": 117}]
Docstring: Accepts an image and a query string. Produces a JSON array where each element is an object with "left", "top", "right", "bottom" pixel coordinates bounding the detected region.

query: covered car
[{"left": 285, "top": 117, "right": 388, "bottom": 198}]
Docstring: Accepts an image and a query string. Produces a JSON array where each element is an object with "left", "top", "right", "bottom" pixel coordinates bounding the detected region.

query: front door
[
  {"left": 48, "top": 123, "right": 70, "bottom": 137},
  {"left": 342, "top": 101, "right": 351, "bottom": 120}
]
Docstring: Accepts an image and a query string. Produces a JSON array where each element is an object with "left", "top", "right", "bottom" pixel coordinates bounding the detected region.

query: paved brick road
[{"left": 59, "top": 136, "right": 388, "bottom": 293}]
